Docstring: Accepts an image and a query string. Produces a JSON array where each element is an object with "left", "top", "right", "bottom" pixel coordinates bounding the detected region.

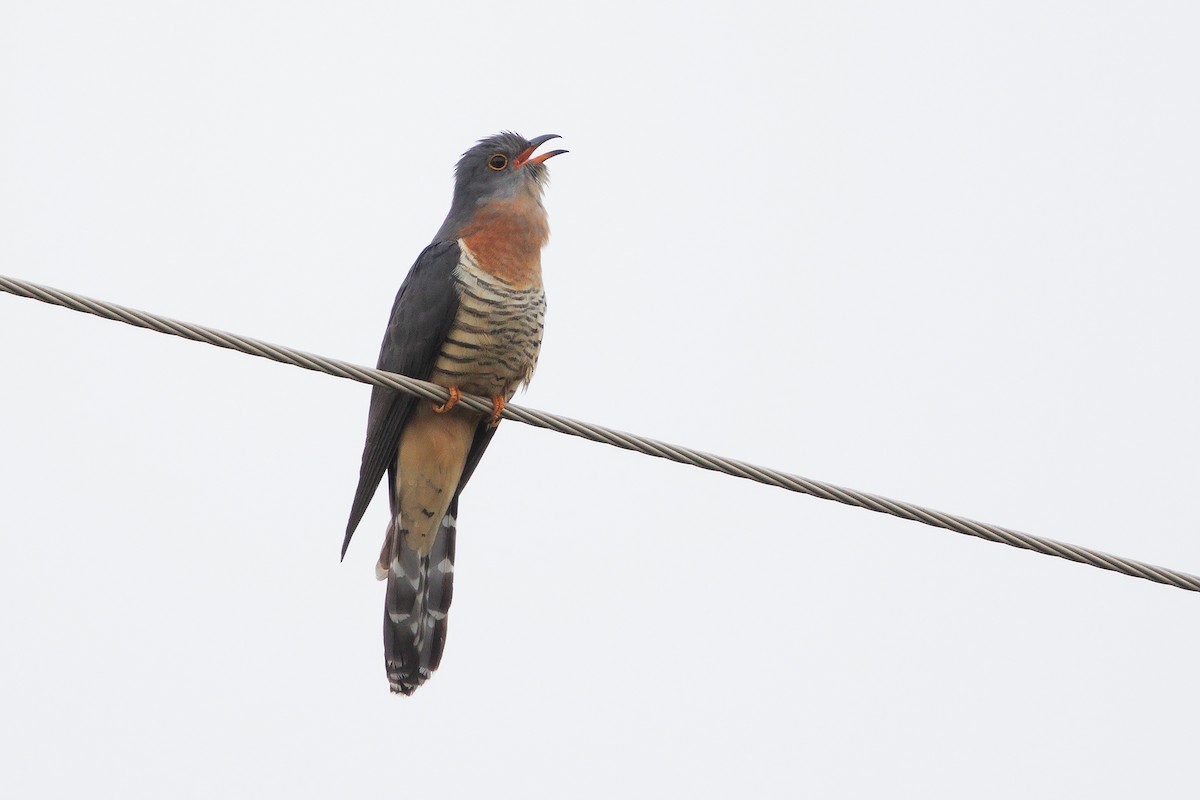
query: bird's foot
[
  {"left": 488, "top": 395, "right": 506, "bottom": 428},
  {"left": 433, "top": 386, "right": 462, "bottom": 414}
]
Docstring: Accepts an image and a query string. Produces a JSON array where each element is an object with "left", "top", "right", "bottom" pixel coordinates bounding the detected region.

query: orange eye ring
[{"left": 487, "top": 154, "right": 508, "bottom": 171}]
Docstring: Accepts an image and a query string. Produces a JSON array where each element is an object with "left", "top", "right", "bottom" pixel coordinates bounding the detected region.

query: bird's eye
[{"left": 487, "top": 154, "right": 508, "bottom": 171}]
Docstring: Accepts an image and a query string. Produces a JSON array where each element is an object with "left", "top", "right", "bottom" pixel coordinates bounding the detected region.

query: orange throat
[{"left": 459, "top": 194, "right": 549, "bottom": 288}]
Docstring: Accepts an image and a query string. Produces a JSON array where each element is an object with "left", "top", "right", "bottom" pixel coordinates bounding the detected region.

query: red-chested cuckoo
[{"left": 342, "top": 132, "right": 567, "bottom": 694}]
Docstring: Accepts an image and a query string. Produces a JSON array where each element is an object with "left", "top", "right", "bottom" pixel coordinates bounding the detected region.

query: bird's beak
[{"left": 515, "top": 134, "right": 568, "bottom": 168}]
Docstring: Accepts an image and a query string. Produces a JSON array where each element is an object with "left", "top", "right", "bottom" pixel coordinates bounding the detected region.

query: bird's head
[
  {"left": 454, "top": 131, "right": 566, "bottom": 202},
  {"left": 435, "top": 132, "right": 567, "bottom": 241}
]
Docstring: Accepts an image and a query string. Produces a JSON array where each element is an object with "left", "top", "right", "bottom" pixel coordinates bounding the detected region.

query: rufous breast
[{"left": 458, "top": 192, "right": 549, "bottom": 289}]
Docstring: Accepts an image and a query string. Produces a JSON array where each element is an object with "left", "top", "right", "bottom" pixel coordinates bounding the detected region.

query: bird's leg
[
  {"left": 433, "top": 386, "right": 462, "bottom": 414},
  {"left": 488, "top": 395, "right": 506, "bottom": 428}
]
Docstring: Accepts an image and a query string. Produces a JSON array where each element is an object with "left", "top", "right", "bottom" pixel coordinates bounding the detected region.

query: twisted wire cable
[{"left": 3, "top": 273, "right": 1198, "bottom": 594}]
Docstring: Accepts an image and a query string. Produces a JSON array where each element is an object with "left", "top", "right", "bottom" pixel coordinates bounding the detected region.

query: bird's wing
[
  {"left": 343, "top": 239, "right": 462, "bottom": 557},
  {"left": 455, "top": 423, "right": 498, "bottom": 497}
]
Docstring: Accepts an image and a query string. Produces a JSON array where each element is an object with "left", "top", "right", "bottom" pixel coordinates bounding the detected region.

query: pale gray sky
[{"left": 2, "top": 2, "right": 1198, "bottom": 797}]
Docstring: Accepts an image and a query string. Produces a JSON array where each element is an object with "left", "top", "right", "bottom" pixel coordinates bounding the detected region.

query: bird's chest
[{"left": 430, "top": 244, "right": 547, "bottom": 398}]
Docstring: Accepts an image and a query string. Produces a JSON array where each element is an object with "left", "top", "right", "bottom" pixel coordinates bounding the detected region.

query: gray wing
[
  {"left": 342, "top": 240, "right": 462, "bottom": 558},
  {"left": 456, "top": 424, "right": 498, "bottom": 496}
]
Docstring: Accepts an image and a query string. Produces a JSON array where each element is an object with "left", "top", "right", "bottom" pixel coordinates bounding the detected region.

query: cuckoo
[{"left": 342, "top": 132, "right": 566, "bottom": 694}]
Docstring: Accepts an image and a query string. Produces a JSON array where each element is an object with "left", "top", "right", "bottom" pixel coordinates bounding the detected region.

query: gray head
[{"left": 435, "top": 132, "right": 567, "bottom": 241}]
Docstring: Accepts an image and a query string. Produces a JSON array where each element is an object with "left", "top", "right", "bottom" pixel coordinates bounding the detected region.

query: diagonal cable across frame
[{"left": 3, "top": 272, "right": 1199, "bottom": 594}]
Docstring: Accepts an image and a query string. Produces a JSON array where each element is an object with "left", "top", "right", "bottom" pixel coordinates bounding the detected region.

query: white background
[{"left": 2, "top": 2, "right": 1198, "bottom": 797}]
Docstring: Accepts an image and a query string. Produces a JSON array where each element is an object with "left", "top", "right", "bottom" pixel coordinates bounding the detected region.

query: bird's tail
[{"left": 376, "top": 497, "right": 457, "bottom": 695}]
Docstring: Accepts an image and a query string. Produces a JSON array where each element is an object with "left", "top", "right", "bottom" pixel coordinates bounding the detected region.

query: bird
[{"left": 342, "top": 132, "right": 567, "bottom": 694}]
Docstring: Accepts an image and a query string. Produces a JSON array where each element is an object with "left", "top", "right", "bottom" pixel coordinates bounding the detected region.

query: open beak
[{"left": 515, "top": 134, "right": 568, "bottom": 168}]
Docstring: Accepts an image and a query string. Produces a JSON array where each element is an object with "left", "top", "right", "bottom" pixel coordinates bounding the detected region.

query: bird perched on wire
[{"left": 342, "top": 132, "right": 567, "bottom": 694}]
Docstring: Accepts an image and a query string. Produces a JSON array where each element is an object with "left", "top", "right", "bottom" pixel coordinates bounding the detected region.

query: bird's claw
[
  {"left": 488, "top": 395, "right": 505, "bottom": 428},
  {"left": 433, "top": 386, "right": 462, "bottom": 414}
]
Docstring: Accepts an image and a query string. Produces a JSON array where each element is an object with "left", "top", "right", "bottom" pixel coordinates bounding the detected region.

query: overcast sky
[{"left": 3, "top": 2, "right": 1199, "bottom": 797}]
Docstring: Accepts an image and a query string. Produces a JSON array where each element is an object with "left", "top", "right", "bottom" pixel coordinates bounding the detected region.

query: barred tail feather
[{"left": 380, "top": 498, "right": 457, "bottom": 695}]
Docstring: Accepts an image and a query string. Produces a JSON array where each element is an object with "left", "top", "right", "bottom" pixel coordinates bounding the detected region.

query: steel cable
[{"left": 3, "top": 273, "right": 1198, "bottom": 593}]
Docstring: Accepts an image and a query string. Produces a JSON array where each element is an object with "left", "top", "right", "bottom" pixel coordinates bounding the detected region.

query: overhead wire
[{"left": 3, "top": 272, "right": 1198, "bottom": 594}]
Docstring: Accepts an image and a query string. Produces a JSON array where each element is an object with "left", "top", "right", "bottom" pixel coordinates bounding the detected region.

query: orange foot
[
  {"left": 433, "top": 386, "right": 462, "bottom": 414},
  {"left": 488, "top": 395, "right": 506, "bottom": 428}
]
